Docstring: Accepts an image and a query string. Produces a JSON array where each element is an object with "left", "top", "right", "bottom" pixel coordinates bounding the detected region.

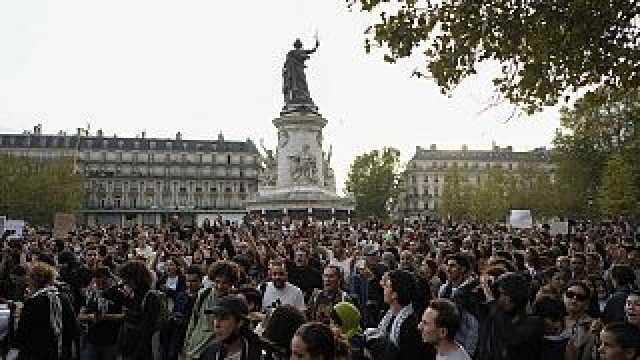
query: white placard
[
  {"left": 5, "top": 220, "right": 25, "bottom": 238},
  {"left": 509, "top": 210, "right": 533, "bottom": 229}
]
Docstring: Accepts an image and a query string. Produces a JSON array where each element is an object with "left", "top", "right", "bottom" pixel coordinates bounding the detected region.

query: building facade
[
  {"left": 0, "top": 125, "right": 260, "bottom": 226},
  {"left": 396, "top": 143, "right": 554, "bottom": 220}
]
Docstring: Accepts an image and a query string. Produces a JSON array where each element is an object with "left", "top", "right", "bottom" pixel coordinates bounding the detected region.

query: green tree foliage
[
  {"left": 469, "top": 166, "right": 509, "bottom": 223},
  {"left": 0, "top": 154, "right": 85, "bottom": 225},
  {"left": 553, "top": 86, "right": 640, "bottom": 218},
  {"left": 347, "top": 1, "right": 640, "bottom": 113},
  {"left": 598, "top": 153, "right": 639, "bottom": 218},
  {"left": 438, "top": 165, "right": 472, "bottom": 222},
  {"left": 345, "top": 147, "right": 401, "bottom": 219}
]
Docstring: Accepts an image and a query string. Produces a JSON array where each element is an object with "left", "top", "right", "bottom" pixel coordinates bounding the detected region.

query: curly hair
[
  {"left": 208, "top": 260, "right": 239, "bottom": 284},
  {"left": 118, "top": 260, "right": 153, "bottom": 292},
  {"left": 29, "top": 262, "right": 57, "bottom": 290}
]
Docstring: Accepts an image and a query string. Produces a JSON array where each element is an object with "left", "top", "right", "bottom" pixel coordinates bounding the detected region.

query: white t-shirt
[
  {"left": 260, "top": 282, "right": 305, "bottom": 312},
  {"left": 437, "top": 344, "right": 472, "bottom": 360},
  {"left": 328, "top": 254, "right": 353, "bottom": 283}
]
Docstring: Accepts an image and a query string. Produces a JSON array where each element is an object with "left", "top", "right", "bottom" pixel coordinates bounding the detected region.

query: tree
[
  {"left": 553, "top": 86, "right": 640, "bottom": 218},
  {"left": 0, "top": 154, "right": 85, "bottom": 225},
  {"left": 469, "top": 166, "right": 509, "bottom": 223},
  {"left": 438, "top": 165, "right": 472, "bottom": 222},
  {"left": 347, "top": 1, "right": 640, "bottom": 113},
  {"left": 345, "top": 147, "right": 401, "bottom": 219},
  {"left": 598, "top": 153, "right": 639, "bottom": 218}
]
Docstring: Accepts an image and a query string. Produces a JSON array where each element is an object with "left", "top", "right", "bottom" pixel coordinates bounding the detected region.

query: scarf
[
  {"left": 32, "top": 285, "right": 62, "bottom": 357},
  {"left": 377, "top": 303, "right": 413, "bottom": 346}
]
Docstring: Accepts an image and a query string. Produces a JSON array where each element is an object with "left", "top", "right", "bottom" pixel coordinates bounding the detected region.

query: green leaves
[
  {"left": 0, "top": 154, "right": 85, "bottom": 225},
  {"left": 345, "top": 147, "right": 401, "bottom": 219},
  {"left": 553, "top": 85, "right": 640, "bottom": 218},
  {"left": 598, "top": 153, "right": 638, "bottom": 217},
  {"left": 349, "top": 0, "right": 640, "bottom": 113}
]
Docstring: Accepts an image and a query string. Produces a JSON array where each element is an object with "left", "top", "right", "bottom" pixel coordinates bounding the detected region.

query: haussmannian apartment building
[
  {"left": 0, "top": 125, "right": 261, "bottom": 226},
  {"left": 396, "top": 143, "right": 555, "bottom": 220}
]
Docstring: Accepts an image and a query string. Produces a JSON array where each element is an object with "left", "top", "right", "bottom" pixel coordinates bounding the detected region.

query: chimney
[
  {"left": 506, "top": 146, "right": 513, "bottom": 152},
  {"left": 430, "top": 144, "right": 437, "bottom": 151},
  {"left": 218, "top": 132, "right": 224, "bottom": 142},
  {"left": 141, "top": 131, "right": 146, "bottom": 139},
  {"left": 462, "top": 144, "right": 468, "bottom": 151},
  {"left": 97, "top": 129, "right": 103, "bottom": 137},
  {"left": 176, "top": 132, "right": 182, "bottom": 141},
  {"left": 34, "top": 124, "right": 42, "bottom": 135},
  {"left": 491, "top": 140, "right": 498, "bottom": 151}
]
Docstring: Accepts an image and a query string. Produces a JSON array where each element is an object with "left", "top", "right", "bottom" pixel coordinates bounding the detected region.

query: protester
[
  {"left": 199, "top": 295, "right": 263, "bottom": 360},
  {"left": 598, "top": 322, "right": 640, "bottom": 360},
  {"left": 418, "top": 298, "right": 471, "bottom": 360},
  {"left": 260, "top": 260, "right": 305, "bottom": 313},
  {"left": 13, "top": 262, "right": 77, "bottom": 360},
  {"left": 2, "top": 215, "right": 640, "bottom": 360}
]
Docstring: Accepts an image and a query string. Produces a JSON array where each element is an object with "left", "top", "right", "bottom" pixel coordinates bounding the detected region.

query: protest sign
[
  {"left": 54, "top": 213, "right": 76, "bottom": 239},
  {"left": 509, "top": 209, "right": 533, "bottom": 229},
  {"left": 5, "top": 220, "right": 25, "bottom": 238}
]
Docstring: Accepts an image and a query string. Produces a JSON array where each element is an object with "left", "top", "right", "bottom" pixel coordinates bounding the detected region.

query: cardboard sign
[
  {"left": 54, "top": 213, "right": 76, "bottom": 239},
  {"left": 550, "top": 221, "right": 569, "bottom": 235},
  {"left": 509, "top": 209, "right": 533, "bottom": 229}
]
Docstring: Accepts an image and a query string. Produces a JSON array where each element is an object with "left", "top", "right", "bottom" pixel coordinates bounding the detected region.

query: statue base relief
[{"left": 247, "top": 109, "right": 354, "bottom": 220}]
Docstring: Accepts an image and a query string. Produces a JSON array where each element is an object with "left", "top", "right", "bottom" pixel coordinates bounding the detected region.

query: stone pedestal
[{"left": 246, "top": 110, "right": 354, "bottom": 219}]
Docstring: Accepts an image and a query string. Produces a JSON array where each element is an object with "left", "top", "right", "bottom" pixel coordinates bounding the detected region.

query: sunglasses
[{"left": 565, "top": 290, "right": 588, "bottom": 302}]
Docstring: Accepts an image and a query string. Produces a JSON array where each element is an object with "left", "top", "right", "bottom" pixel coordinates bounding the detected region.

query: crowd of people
[{"left": 1, "top": 215, "right": 640, "bottom": 360}]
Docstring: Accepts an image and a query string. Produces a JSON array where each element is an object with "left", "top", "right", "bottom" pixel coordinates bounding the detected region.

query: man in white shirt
[
  {"left": 260, "top": 259, "right": 305, "bottom": 312},
  {"left": 418, "top": 299, "right": 471, "bottom": 360}
]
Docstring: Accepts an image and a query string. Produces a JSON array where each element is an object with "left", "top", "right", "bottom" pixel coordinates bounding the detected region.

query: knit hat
[{"left": 332, "top": 301, "right": 362, "bottom": 340}]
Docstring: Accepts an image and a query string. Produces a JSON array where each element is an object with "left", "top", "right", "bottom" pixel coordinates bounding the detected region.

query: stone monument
[{"left": 246, "top": 37, "right": 354, "bottom": 221}]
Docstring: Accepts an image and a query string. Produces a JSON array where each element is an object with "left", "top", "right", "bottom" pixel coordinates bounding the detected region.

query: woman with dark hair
[
  {"left": 291, "top": 322, "right": 349, "bottom": 360},
  {"left": 599, "top": 322, "right": 640, "bottom": 360},
  {"left": 261, "top": 305, "right": 307, "bottom": 359},
  {"left": 116, "top": 260, "right": 166, "bottom": 360}
]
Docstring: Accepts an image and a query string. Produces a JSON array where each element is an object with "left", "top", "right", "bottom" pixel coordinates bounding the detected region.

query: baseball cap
[{"left": 204, "top": 294, "right": 249, "bottom": 320}]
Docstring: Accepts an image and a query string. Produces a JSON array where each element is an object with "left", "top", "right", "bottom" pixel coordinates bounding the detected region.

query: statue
[
  {"left": 322, "top": 146, "right": 336, "bottom": 190},
  {"left": 260, "top": 139, "right": 277, "bottom": 187},
  {"left": 282, "top": 36, "right": 320, "bottom": 113}
]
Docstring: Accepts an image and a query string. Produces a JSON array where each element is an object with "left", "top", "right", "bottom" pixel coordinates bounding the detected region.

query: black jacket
[
  {"left": 603, "top": 286, "right": 631, "bottom": 324},
  {"left": 370, "top": 312, "right": 436, "bottom": 360},
  {"left": 14, "top": 290, "right": 78, "bottom": 360},
  {"left": 199, "top": 329, "right": 264, "bottom": 360}
]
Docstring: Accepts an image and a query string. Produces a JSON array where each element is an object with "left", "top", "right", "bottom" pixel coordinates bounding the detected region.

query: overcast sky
[{"left": 0, "top": 1, "right": 562, "bottom": 193}]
